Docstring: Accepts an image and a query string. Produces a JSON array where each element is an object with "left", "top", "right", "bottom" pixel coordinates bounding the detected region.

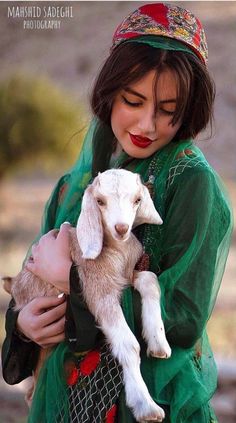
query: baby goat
[{"left": 9, "top": 169, "right": 171, "bottom": 422}]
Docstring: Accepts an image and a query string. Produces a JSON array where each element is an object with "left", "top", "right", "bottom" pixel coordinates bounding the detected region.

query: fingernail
[
  {"left": 58, "top": 293, "right": 65, "bottom": 298},
  {"left": 62, "top": 221, "right": 71, "bottom": 225}
]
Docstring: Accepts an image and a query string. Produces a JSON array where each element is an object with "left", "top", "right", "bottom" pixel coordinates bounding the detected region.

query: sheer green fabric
[
  {"left": 27, "top": 117, "right": 233, "bottom": 423},
  {"left": 28, "top": 343, "right": 70, "bottom": 423}
]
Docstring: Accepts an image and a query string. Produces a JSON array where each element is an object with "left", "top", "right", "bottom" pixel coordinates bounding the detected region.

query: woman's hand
[
  {"left": 26, "top": 223, "right": 72, "bottom": 293},
  {"left": 17, "top": 295, "right": 66, "bottom": 348}
]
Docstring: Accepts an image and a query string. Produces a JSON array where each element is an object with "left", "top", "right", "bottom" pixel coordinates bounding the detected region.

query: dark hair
[{"left": 90, "top": 42, "right": 215, "bottom": 174}]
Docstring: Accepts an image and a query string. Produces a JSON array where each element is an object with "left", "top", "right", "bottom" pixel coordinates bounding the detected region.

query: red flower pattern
[
  {"left": 105, "top": 404, "right": 117, "bottom": 423},
  {"left": 79, "top": 350, "right": 101, "bottom": 376},
  {"left": 65, "top": 361, "right": 80, "bottom": 386}
]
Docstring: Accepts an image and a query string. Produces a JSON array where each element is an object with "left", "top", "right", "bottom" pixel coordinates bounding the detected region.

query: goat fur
[{"left": 6, "top": 169, "right": 171, "bottom": 422}]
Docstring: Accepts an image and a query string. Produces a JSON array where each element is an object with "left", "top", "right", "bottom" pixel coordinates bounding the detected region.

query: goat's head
[{"left": 76, "top": 169, "right": 162, "bottom": 259}]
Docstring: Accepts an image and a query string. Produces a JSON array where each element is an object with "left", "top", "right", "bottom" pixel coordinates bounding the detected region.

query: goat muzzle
[{"left": 115, "top": 223, "right": 129, "bottom": 237}]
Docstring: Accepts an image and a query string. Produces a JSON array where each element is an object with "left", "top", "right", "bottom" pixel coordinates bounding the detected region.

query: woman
[{"left": 2, "top": 3, "right": 233, "bottom": 422}]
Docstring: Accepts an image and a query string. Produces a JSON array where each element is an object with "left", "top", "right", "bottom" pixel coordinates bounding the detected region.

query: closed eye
[
  {"left": 159, "top": 108, "right": 175, "bottom": 116},
  {"left": 121, "top": 95, "right": 142, "bottom": 108}
]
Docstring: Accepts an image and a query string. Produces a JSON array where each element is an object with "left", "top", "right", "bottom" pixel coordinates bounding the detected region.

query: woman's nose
[{"left": 137, "top": 109, "right": 156, "bottom": 136}]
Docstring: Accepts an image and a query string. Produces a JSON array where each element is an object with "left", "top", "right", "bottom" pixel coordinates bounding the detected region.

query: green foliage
[{"left": 0, "top": 74, "right": 86, "bottom": 178}]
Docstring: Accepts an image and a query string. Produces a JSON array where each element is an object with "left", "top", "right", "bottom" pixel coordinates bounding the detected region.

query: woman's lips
[{"left": 129, "top": 133, "right": 154, "bottom": 148}]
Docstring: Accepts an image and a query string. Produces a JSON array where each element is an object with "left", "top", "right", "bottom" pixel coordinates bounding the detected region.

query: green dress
[{"left": 2, "top": 135, "right": 233, "bottom": 423}]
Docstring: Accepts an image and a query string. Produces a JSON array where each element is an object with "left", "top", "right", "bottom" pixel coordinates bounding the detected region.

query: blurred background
[{"left": 0, "top": 1, "right": 235, "bottom": 422}]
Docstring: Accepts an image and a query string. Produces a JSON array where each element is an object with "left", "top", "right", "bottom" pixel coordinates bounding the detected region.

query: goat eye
[
  {"left": 134, "top": 197, "right": 141, "bottom": 205},
  {"left": 97, "top": 198, "right": 105, "bottom": 206}
]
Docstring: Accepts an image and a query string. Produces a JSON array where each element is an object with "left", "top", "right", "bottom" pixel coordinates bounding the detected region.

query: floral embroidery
[
  {"left": 174, "top": 28, "right": 189, "bottom": 38},
  {"left": 62, "top": 345, "right": 123, "bottom": 422},
  {"left": 175, "top": 151, "right": 185, "bottom": 160},
  {"left": 65, "top": 350, "right": 101, "bottom": 385},
  {"left": 65, "top": 360, "right": 80, "bottom": 386},
  {"left": 79, "top": 350, "right": 101, "bottom": 376},
  {"left": 112, "top": 3, "right": 208, "bottom": 63},
  {"left": 184, "top": 149, "right": 196, "bottom": 157},
  {"left": 175, "top": 149, "right": 196, "bottom": 160},
  {"left": 105, "top": 404, "right": 117, "bottom": 423}
]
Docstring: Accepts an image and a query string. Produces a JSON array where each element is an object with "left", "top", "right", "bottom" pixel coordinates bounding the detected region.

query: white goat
[{"left": 8, "top": 169, "right": 171, "bottom": 422}]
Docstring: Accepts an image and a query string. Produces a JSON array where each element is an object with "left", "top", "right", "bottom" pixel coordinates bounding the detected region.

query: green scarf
[{"left": 28, "top": 117, "right": 233, "bottom": 423}]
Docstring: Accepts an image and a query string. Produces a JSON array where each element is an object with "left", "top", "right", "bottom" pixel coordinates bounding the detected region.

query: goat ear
[
  {"left": 134, "top": 182, "right": 163, "bottom": 227},
  {"left": 1, "top": 276, "right": 13, "bottom": 295},
  {"left": 76, "top": 185, "right": 103, "bottom": 259}
]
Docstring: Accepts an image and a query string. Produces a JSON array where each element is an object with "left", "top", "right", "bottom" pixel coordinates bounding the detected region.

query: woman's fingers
[
  {"left": 17, "top": 295, "right": 66, "bottom": 345},
  {"left": 30, "top": 295, "right": 66, "bottom": 314},
  {"left": 25, "top": 225, "right": 72, "bottom": 290},
  {"left": 37, "top": 300, "right": 67, "bottom": 327},
  {"left": 40, "top": 332, "right": 66, "bottom": 349},
  {"left": 56, "top": 222, "right": 71, "bottom": 247},
  {"left": 35, "top": 316, "right": 66, "bottom": 348},
  {"left": 41, "top": 229, "right": 59, "bottom": 241}
]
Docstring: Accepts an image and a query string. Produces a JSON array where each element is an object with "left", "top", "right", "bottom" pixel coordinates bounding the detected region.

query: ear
[
  {"left": 76, "top": 185, "right": 103, "bottom": 259},
  {"left": 134, "top": 182, "right": 163, "bottom": 228},
  {"left": 2, "top": 276, "right": 13, "bottom": 295}
]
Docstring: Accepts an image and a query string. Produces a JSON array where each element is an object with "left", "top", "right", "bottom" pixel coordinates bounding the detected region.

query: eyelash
[
  {"left": 121, "top": 95, "right": 142, "bottom": 107},
  {"left": 121, "top": 95, "right": 175, "bottom": 116},
  {"left": 159, "top": 109, "right": 175, "bottom": 116}
]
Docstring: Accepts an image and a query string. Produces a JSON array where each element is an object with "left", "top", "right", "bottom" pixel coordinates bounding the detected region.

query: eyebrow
[
  {"left": 159, "top": 99, "right": 176, "bottom": 104},
  {"left": 124, "top": 87, "right": 176, "bottom": 104},
  {"left": 124, "top": 87, "right": 146, "bottom": 100}
]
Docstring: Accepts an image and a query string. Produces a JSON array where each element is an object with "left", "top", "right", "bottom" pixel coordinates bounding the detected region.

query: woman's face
[{"left": 111, "top": 69, "right": 182, "bottom": 159}]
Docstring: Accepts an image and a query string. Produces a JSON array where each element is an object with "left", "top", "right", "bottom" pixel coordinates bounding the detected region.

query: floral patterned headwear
[{"left": 112, "top": 2, "right": 208, "bottom": 65}]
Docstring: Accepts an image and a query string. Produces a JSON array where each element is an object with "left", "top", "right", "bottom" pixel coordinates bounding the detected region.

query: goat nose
[{"left": 115, "top": 223, "right": 129, "bottom": 236}]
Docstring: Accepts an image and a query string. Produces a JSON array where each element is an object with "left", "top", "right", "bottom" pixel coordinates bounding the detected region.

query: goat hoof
[
  {"left": 147, "top": 338, "right": 171, "bottom": 359},
  {"left": 134, "top": 400, "right": 165, "bottom": 422},
  {"left": 138, "top": 409, "right": 165, "bottom": 422}
]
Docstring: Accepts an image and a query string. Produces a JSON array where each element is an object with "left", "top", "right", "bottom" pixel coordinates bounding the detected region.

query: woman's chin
[{"left": 122, "top": 146, "right": 155, "bottom": 159}]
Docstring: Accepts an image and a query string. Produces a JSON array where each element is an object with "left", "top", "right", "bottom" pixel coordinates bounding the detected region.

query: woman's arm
[
  {"left": 158, "top": 168, "right": 232, "bottom": 349},
  {"left": 1, "top": 295, "right": 66, "bottom": 384},
  {"left": 1, "top": 299, "right": 38, "bottom": 385}
]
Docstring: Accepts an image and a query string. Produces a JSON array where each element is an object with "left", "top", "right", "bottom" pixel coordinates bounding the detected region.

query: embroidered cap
[{"left": 112, "top": 2, "right": 208, "bottom": 64}]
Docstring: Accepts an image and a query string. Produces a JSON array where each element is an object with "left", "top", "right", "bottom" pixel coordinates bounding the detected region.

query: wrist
[
  {"left": 16, "top": 310, "right": 31, "bottom": 341},
  {"left": 52, "top": 260, "right": 71, "bottom": 293},
  {"left": 15, "top": 321, "right": 32, "bottom": 343}
]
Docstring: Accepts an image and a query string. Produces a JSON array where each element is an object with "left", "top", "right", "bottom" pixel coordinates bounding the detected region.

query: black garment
[{"left": 1, "top": 298, "right": 39, "bottom": 385}]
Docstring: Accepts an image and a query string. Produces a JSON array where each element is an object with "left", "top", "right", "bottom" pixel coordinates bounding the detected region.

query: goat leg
[
  {"left": 133, "top": 271, "right": 171, "bottom": 359},
  {"left": 93, "top": 295, "right": 165, "bottom": 422}
]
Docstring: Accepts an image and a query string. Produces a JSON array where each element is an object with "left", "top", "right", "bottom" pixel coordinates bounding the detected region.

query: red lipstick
[{"left": 129, "top": 133, "right": 153, "bottom": 148}]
